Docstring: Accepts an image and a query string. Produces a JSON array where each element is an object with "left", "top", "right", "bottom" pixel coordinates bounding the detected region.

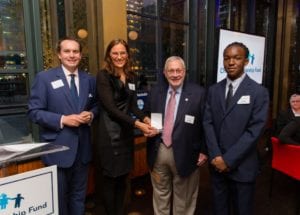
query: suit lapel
[
  {"left": 159, "top": 87, "right": 168, "bottom": 118},
  {"left": 217, "top": 79, "right": 227, "bottom": 112},
  {"left": 173, "top": 87, "right": 190, "bottom": 129},
  {"left": 225, "top": 75, "right": 251, "bottom": 113},
  {"left": 78, "top": 71, "right": 89, "bottom": 111}
]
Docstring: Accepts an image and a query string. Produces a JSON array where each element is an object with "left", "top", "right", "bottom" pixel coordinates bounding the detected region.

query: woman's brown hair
[{"left": 102, "top": 39, "right": 134, "bottom": 79}]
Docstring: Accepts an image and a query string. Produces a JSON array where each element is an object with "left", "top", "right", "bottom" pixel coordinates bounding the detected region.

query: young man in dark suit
[
  {"left": 145, "top": 56, "right": 207, "bottom": 215},
  {"left": 28, "top": 37, "right": 98, "bottom": 215},
  {"left": 203, "top": 42, "right": 269, "bottom": 215}
]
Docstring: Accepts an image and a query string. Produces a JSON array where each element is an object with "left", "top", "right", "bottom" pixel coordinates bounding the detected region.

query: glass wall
[
  {"left": 126, "top": 0, "right": 190, "bottom": 85},
  {"left": 0, "top": 0, "right": 31, "bottom": 144},
  {"left": 0, "top": 0, "right": 93, "bottom": 144},
  {"left": 274, "top": 0, "right": 300, "bottom": 112},
  {"left": 197, "top": 0, "right": 207, "bottom": 85},
  {"left": 215, "top": 0, "right": 272, "bottom": 38},
  {"left": 40, "top": 0, "right": 90, "bottom": 72},
  {"left": 287, "top": 0, "right": 300, "bottom": 95}
]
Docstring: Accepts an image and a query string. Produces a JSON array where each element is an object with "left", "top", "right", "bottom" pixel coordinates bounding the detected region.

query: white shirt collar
[
  {"left": 226, "top": 73, "right": 246, "bottom": 90},
  {"left": 168, "top": 85, "right": 183, "bottom": 94},
  {"left": 61, "top": 65, "right": 79, "bottom": 77}
]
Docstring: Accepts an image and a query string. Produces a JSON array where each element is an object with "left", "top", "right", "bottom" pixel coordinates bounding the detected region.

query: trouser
[
  {"left": 212, "top": 172, "right": 255, "bottom": 215},
  {"left": 102, "top": 174, "right": 128, "bottom": 215},
  {"left": 57, "top": 157, "right": 89, "bottom": 215},
  {"left": 150, "top": 143, "right": 200, "bottom": 215}
]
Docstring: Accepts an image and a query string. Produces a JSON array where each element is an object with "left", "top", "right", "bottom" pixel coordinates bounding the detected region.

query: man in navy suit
[
  {"left": 203, "top": 42, "right": 269, "bottom": 215},
  {"left": 145, "top": 56, "right": 207, "bottom": 214},
  {"left": 28, "top": 37, "right": 98, "bottom": 215}
]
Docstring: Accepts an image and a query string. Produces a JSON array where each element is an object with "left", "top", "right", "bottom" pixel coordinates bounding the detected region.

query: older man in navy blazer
[
  {"left": 146, "top": 56, "right": 207, "bottom": 215},
  {"left": 203, "top": 42, "right": 269, "bottom": 215},
  {"left": 28, "top": 37, "right": 98, "bottom": 215}
]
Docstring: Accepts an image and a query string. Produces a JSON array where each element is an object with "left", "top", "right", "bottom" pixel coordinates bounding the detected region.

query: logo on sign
[
  {"left": 0, "top": 193, "right": 24, "bottom": 209},
  {"left": 248, "top": 53, "right": 255, "bottom": 65}
]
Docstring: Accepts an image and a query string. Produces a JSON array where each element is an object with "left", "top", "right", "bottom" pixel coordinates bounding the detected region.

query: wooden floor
[{"left": 85, "top": 147, "right": 300, "bottom": 215}]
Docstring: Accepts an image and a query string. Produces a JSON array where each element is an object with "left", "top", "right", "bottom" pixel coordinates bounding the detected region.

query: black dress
[
  {"left": 275, "top": 108, "right": 295, "bottom": 135},
  {"left": 279, "top": 117, "right": 300, "bottom": 145},
  {"left": 96, "top": 69, "right": 146, "bottom": 177}
]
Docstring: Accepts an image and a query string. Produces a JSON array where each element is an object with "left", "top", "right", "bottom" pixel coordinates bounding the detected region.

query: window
[
  {"left": 0, "top": 0, "right": 31, "bottom": 144},
  {"left": 127, "top": 0, "right": 189, "bottom": 84}
]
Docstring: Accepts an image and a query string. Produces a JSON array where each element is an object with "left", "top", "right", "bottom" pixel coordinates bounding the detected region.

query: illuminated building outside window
[
  {"left": 0, "top": 0, "right": 30, "bottom": 144},
  {"left": 126, "top": 0, "right": 189, "bottom": 84}
]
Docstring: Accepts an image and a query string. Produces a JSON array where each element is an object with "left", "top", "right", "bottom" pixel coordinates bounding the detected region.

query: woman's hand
[
  {"left": 143, "top": 116, "right": 151, "bottom": 125},
  {"left": 135, "top": 120, "right": 158, "bottom": 137}
]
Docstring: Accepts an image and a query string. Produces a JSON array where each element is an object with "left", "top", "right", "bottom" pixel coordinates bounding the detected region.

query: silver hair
[{"left": 164, "top": 56, "right": 186, "bottom": 71}]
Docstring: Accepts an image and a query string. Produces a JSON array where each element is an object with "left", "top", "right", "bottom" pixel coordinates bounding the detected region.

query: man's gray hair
[{"left": 164, "top": 56, "right": 186, "bottom": 71}]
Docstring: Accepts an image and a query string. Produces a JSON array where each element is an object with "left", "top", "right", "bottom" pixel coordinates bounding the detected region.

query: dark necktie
[
  {"left": 70, "top": 74, "right": 79, "bottom": 105},
  {"left": 162, "top": 90, "right": 176, "bottom": 147},
  {"left": 226, "top": 83, "right": 233, "bottom": 109}
]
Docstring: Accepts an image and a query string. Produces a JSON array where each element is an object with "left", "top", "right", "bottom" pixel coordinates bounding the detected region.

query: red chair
[
  {"left": 270, "top": 137, "right": 300, "bottom": 214},
  {"left": 271, "top": 137, "right": 300, "bottom": 180}
]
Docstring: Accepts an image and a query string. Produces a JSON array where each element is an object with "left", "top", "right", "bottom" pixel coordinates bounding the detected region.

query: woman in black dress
[{"left": 96, "top": 39, "right": 151, "bottom": 215}]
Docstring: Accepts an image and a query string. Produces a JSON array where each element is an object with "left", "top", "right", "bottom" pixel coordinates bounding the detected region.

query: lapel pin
[{"left": 185, "top": 98, "right": 188, "bottom": 101}]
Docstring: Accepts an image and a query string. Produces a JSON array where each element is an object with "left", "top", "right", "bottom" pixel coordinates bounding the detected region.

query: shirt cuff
[{"left": 60, "top": 115, "right": 64, "bottom": 129}]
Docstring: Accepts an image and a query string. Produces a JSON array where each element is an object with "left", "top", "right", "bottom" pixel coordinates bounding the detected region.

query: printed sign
[{"left": 0, "top": 165, "right": 58, "bottom": 215}]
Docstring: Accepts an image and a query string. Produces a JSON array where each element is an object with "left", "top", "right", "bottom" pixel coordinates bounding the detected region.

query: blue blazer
[
  {"left": 28, "top": 66, "right": 98, "bottom": 168},
  {"left": 146, "top": 80, "right": 206, "bottom": 177},
  {"left": 203, "top": 75, "right": 269, "bottom": 182}
]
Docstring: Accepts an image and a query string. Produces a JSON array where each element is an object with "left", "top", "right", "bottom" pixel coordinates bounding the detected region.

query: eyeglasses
[
  {"left": 291, "top": 100, "right": 300, "bottom": 103},
  {"left": 110, "top": 51, "right": 127, "bottom": 58},
  {"left": 166, "top": 68, "right": 184, "bottom": 74}
]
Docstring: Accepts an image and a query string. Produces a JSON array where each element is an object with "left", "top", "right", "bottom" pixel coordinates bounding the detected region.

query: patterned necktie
[
  {"left": 226, "top": 83, "right": 233, "bottom": 109},
  {"left": 70, "top": 74, "right": 79, "bottom": 105},
  {"left": 162, "top": 90, "right": 176, "bottom": 147}
]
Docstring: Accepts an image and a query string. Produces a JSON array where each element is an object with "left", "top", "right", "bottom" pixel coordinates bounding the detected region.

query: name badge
[
  {"left": 237, "top": 95, "right": 250, "bottom": 104},
  {"left": 128, "top": 83, "right": 135, "bottom": 91},
  {"left": 184, "top": 115, "right": 195, "bottom": 124},
  {"left": 51, "top": 79, "right": 64, "bottom": 89}
]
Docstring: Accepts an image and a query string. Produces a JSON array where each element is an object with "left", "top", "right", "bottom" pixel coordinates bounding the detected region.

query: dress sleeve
[{"left": 279, "top": 119, "right": 300, "bottom": 144}]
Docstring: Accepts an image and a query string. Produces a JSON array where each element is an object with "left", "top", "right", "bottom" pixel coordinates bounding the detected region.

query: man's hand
[
  {"left": 211, "top": 156, "right": 229, "bottom": 173},
  {"left": 144, "top": 126, "right": 160, "bottom": 137},
  {"left": 79, "top": 111, "right": 93, "bottom": 124},
  {"left": 62, "top": 114, "right": 85, "bottom": 127},
  {"left": 197, "top": 153, "right": 208, "bottom": 166},
  {"left": 135, "top": 120, "right": 152, "bottom": 135},
  {"left": 135, "top": 120, "right": 159, "bottom": 137}
]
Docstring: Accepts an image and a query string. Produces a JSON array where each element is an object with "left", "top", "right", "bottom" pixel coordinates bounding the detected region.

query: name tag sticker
[
  {"left": 51, "top": 79, "right": 64, "bottom": 89},
  {"left": 128, "top": 83, "right": 136, "bottom": 91},
  {"left": 184, "top": 115, "right": 195, "bottom": 124},
  {"left": 237, "top": 95, "right": 250, "bottom": 104}
]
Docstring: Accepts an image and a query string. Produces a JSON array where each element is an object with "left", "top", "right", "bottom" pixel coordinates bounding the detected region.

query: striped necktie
[{"left": 162, "top": 90, "right": 176, "bottom": 147}]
